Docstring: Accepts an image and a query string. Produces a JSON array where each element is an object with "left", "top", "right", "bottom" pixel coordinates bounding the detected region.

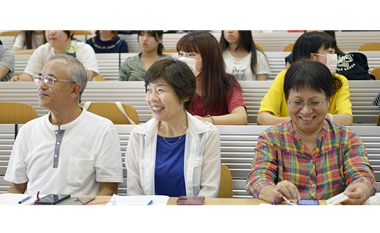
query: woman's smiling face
[
  {"left": 287, "top": 87, "right": 329, "bottom": 134},
  {"left": 145, "top": 77, "right": 185, "bottom": 122}
]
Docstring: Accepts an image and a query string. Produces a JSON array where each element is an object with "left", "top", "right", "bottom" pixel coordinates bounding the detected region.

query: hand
[
  {"left": 272, "top": 180, "right": 301, "bottom": 204},
  {"left": 8, "top": 76, "right": 22, "bottom": 82},
  {"left": 342, "top": 183, "right": 371, "bottom": 205},
  {"left": 194, "top": 115, "right": 212, "bottom": 123}
]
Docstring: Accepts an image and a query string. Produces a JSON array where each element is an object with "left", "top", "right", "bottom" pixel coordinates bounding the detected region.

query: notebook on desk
[
  {"left": 0, "top": 193, "right": 37, "bottom": 205},
  {"left": 107, "top": 194, "right": 170, "bottom": 206}
]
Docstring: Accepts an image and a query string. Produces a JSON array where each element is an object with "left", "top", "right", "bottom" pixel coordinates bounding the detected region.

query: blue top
[
  {"left": 155, "top": 134, "right": 186, "bottom": 197},
  {"left": 86, "top": 35, "right": 129, "bottom": 53}
]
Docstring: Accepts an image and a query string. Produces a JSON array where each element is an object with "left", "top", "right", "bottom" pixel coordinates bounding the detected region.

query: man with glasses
[{"left": 5, "top": 54, "right": 123, "bottom": 196}]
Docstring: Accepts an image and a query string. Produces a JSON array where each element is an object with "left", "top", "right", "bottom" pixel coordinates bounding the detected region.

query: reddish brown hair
[{"left": 176, "top": 31, "right": 241, "bottom": 112}]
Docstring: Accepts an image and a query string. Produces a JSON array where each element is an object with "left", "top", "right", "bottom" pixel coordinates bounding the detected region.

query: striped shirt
[{"left": 246, "top": 119, "right": 377, "bottom": 200}]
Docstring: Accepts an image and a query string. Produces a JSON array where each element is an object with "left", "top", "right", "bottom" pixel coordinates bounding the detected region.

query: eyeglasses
[
  {"left": 33, "top": 75, "right": 75, "bottom": 86},
  {"left": 288, "top": 98, "right": 327, "bottom": 109}
]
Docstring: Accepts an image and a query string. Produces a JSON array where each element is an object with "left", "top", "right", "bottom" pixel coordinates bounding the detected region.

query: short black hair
[
  {"left": 292, "top": 31, "right": 336, "bottom": 63},
  {"left": 144, "top": 58, "right": 196, "bottom": 110},
  {"left": 284, "top": 58, "right": 334, "bottom": 101}
]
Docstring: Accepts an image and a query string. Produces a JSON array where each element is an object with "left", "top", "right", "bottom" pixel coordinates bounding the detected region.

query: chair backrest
[
  {"left": 94, "top": 75, "right": 105, "bottom": 81},
  {"left": 0, "top": 30, "right": 20, "bottom": 37},
  {"left": 283, "top": 44, "right": 294, "bottom": 52},
  {"left": 256, "top": 44, "right": 264, "bottom": 52},
  {"left": 163, "top": 48, "right": 177, "bottom": 53},
  {"left": 217, "top": 164, "right": 233, "bottom": 198},
  {"left": 79, "top": 102, "right": 139, "bottom": 125},
  {"left": 358, "top": 43, "right": 380, "bottom": 51},
  {"left": 377, "top": 113, "right": 380, "bottom": 126},
  {"left": 0, "top": 102, "right": 37, "bottom": 124},
  {"left": 73, "top": 30, "right": 93, "bottom": 36},
  {"left": 370, "top": 67, "right": 380, "bottom": 80}
]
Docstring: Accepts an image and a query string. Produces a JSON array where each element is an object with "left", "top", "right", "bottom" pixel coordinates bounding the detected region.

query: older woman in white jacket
[{"left": 125, "top": 58, "right": 221, "bottom": 198}]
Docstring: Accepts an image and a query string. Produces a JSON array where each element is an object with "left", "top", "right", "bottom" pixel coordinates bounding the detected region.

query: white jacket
[{"left": 125, "top": 112, "right": 221, "bottom": 197}]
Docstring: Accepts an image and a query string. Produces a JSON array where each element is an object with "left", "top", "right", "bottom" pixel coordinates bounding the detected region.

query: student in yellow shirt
[{"left": 257, "top": 32, "right": 352, "bottom": 126}]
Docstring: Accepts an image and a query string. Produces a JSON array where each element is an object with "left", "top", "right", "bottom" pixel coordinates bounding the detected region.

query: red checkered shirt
[{"left": 246, "top": 119, "right": 377, "bottom": 199}]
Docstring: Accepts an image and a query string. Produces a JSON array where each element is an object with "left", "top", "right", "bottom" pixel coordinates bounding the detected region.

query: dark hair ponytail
[{"left": 137, "top": 30, "right": 164, "bottom": 55}]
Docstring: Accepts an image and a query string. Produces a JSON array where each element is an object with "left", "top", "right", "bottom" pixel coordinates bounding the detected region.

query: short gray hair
[{"left": 47, "top": 54, "right": 87, "bottom": 102}]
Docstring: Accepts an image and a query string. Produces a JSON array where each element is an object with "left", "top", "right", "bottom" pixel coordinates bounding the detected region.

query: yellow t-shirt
[{"left": 258, "top": 70, "right": 353, "bottom": 117}]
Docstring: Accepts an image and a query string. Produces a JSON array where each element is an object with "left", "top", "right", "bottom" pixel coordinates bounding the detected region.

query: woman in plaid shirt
[{"left": 246, "top": 59, "right": 376, "bottom": 205}]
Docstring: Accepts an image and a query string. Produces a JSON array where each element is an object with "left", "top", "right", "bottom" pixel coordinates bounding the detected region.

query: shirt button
[
  {"left": 57, "top": 142, "right": 60, "bottom": 145},
  {"left": 55, "top": 154, "right": 57, "bottom": 157}
]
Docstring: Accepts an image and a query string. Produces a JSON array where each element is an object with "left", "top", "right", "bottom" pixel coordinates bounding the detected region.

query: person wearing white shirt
[
  {"left": 9, "top": 30, "right": 98, "bottom": 82},
  {"left": 220, "top": 30, "right": 270, "bottom": 81},
  {"left": 12, "top": 30, "right": 46, "bottom": 55},
  {"left": 126, "top": 58, "right": 221, "bottom": 197},
  {"left": 5, "top": 54, "right": 122, "bottom": 195}
]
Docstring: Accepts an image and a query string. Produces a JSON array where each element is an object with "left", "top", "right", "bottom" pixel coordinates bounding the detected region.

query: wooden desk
[
  {"left": 168, "top": 197, "right": 327, "bottom": 205},
  {"left": 78, "top": 196, "right": 327, "bottom": 205}
]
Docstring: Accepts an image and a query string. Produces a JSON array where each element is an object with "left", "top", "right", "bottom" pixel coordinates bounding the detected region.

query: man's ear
[{"left": 71, "top": 83, "right": 81, "bottom": 99}]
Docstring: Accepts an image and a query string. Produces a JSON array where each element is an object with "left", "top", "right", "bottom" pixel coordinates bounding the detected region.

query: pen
[
  {"left": 18, "top": 196, "right": 31, "bottom": 204},
  {"left": 147, "top": 200, "right": 153, "bottom": 205}
]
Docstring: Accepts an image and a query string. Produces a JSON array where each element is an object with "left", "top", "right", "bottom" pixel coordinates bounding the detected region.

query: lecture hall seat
[{"left": 0, "top": 102, "right": 38, "bottom": 124}]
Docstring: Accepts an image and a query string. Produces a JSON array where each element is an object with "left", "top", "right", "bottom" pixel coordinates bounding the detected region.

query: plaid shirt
[{"left": 246, "top": 119, "right": 377, "bottom": 200}]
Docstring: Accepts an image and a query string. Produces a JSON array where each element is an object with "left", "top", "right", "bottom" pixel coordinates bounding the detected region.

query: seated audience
[
  {"left": 220, "top": 30, "right": 270, "bottom": 81},
  {"left": 257, "top": 31, "right": 352, "bottom": 126},
  {"left": 119, "top": 30, "right": 171, "bottom": 81},
  {"left": 9, "top": 30, "right": 98, "bottom": 81},
  {"left": 246, "top": 59, "right": 377, "bottom": 205},
  {"left": 286, "top": 30, "right": 374, "bottom": 80},
  {"left": 86, "top": 30, "right": 129, "bottom": 53},
  {"left": 177, "top": 31, "right": 247, "bottom": 125},
  {"left": 5, "top": 54, "right": 123, "bottom": 195},
  {"left": 126, "top": 58, "right": 221, "bottom": 197},
  {"left": 12, "top": 30, "right": 46, "bottom": 55},
  {"left": 0, "top": 44, "right": 15, "bottom": 81}
]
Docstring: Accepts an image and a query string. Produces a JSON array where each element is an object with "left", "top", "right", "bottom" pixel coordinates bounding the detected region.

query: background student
[
  {"left": 220, "top": 30, "right": 270, "bottom": 81},
  {"left": 12, "top": 30, "right": 46, "bottom": 55},
  {"left": 177, "top": 31, "right": 247, "bottom": 125},
  {"left": 9, "top": 30, "right": 99, "bottom": 81},
  {"left": 257, "top": 31, "right": 353, "bottom": 126},
  {"left": 119, "top": 30, "right": 171, "bottom": 81},
  {"left": 86, "top": 30, "right": 129, "bottom": 53}
]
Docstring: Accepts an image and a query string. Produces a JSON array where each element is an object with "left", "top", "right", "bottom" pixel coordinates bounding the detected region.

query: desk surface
[{"left": 84, "top": 196, "right": 327, "bottom": 205}]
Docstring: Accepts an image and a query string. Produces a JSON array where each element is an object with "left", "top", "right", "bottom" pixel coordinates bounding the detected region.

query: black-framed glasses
[
  {"left": 33, "top": 75, "right": 75, "bottom": 86},
  {"left": 288, "top": 98, "right": 327, "bottom": 110}
]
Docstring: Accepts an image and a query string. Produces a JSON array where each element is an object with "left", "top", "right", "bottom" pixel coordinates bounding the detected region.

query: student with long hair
[
  {"left": 220, "top": 30, "right": 270, "bottom": 81},
  {"left": 176, "top": 31, "right": 247, "bottom": 125},
  {"left": 12, "top": 30, "right": 47, "bottom": 54},
  {"left": 9, "top": 30, "right": 98, "bottom": 81}
]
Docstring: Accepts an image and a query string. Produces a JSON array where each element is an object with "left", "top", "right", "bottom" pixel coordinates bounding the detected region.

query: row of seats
[
  {"left": 120, "top": 31, "right": 380, "bottom": 54},
  {"left": 12, "top": 51, "right": 380, "bottom": 81},
  {"left": 1, "top": 124, "right": 380, "bottom": 197},
  {"left": 0, "top": 102, "right": 139, "bottom": 125},
  {"left": 2, "top": 31, "right": 380, "bottom": 54},
  {"left": 1, "top": 81, "right": 380, "bottom": 125}
]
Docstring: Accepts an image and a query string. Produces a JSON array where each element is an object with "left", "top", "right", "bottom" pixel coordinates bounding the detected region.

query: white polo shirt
[{"left": 4, "top": 108, "right": 123, "bottom": 195}]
